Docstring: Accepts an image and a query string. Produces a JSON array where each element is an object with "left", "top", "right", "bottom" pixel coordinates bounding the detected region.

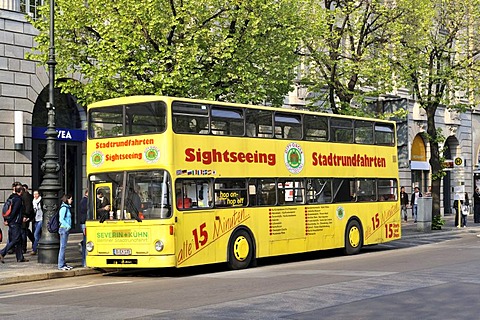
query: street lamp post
[{"left": 38, "top": 0, "right": 61, "bottom": 264}]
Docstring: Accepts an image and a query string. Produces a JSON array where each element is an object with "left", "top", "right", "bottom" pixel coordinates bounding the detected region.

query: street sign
[{"left": 443, "top": 157, "right": 464, "bottom": 171}]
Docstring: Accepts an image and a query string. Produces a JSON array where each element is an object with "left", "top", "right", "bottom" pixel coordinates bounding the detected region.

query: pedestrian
[
  {"left": 453, "top": 195, "right": 465, "bottom": 227},
  {"left": 58, "top": 193, "right": 74, "bottom": 271},
  {"left": 79, "top": 189, "right": 88, "bottom": 267},
  {"left": 4, "top": 182, "right": 22, "bottom": 255},
  {"left": 400, "top": 186, "right": 409, "bottom": 222},
  {"left": 474, "top": 187, "right": 480, "bottom": 223},
  {"left": 31, "top": 190, "right": 43, "bottom": 255},
  {"left": 460, "top": 192, "right": 470, "bottom": 228},
  {"left": 411, "top": 187, "right": 422, "bottom": 223},
  {"left": 21, "top": 184, "right": 35, "bottom": 253},
  {"left": 0, "top": 184, "right": 28, "bottom": 263}
]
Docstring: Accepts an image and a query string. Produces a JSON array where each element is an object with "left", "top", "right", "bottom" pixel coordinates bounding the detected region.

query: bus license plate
[{"left": 113, "top": 248, "right": 132, "bottom": 256}]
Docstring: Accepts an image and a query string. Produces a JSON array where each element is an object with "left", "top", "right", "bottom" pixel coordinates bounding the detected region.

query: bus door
[{"left": 175, "top": 178, "right": 216, "bottom": 266}]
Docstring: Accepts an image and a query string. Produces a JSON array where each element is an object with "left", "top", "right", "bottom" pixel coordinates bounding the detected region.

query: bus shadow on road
[
  {"left": 99, "top": 234, "right": 464, "bottom": 279},
  {"left": 100, "top": 248, "right": 350, "bottom": 279},
  {"left": 362, "top": 234, "right": 463, "bottom": 253}
]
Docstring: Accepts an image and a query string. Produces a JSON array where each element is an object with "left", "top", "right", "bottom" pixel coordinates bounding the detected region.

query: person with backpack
[
  {"left": 3, "top": 182, "right": 22, "bottom": 254},
  {"left": 58, "top": 194, "right": 73, "bottom": 271},
  {"left": 0, "top": 184, "right": 28, "bottom": 263}
]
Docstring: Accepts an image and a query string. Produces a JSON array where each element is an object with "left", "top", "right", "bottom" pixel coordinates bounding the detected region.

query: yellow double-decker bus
[{"left": 85, "top": 95, "right": 400, "bottom": 269}]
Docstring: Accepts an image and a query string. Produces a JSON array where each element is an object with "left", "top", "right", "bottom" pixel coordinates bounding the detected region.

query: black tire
[
  {"left": 344, "top": 220, "right": 363, "bottom": 255},
  {"left": 228, "top": 229, "right": 254, "bottom": 270}
]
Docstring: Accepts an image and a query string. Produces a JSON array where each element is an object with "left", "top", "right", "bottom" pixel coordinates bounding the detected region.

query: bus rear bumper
[{"left": 86, "top": 254, "right": 177, "bottom": 268}]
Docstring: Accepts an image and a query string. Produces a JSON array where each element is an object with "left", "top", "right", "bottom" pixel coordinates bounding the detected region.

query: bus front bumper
[{"left": 86, "top": 254, "right": 177, "bottom": 269}]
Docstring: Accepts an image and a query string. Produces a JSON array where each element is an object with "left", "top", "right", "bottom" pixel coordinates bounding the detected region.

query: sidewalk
[
  {"left": 401, "top": 213, "right": 480, "bottom": 238},
  {"left": 0, "top": 233, "right": 101, "bottom": 285},
  {"left": 1, "top": 214, "right": 480, "bottom": 286}
]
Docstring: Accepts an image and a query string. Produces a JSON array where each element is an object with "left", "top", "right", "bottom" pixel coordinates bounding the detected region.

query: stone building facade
[
  {"left": 1, "top": 7, "right": 48, "bottom": 199},
  {"left": 0, "top": 3, "right": 86, "bottom": 234}
]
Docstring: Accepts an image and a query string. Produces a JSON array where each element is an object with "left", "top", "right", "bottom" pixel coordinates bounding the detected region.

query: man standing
[
  {"left": 400, "top": 186, "right": 409, "bottom": 222},
  {"left": 0, "top": 184, "right": 28, "bottom": 263},
  {"left": 79, "top": 189, "right": 88, "bottom": 267},
  {"left": 21, "top": 184, "right": 35, "bottom": 253},
  {"left": 474, "top": 187, "right": 480, "bottom": 223},
  {"left": 411, "top": 187, "right": 422, "bottom": 223},
  {"left": 4, "top": 182, "right": 21, "bottom": 254}
]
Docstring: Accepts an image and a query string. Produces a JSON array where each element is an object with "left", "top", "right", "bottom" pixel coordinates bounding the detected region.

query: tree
[
  {"left": 298, "top": 0, "right": 406, "bottom": 115},
  {"left": 29, "top": 0, "right": 303, "bottom": 106},
  {"left": 393, "top": 0, "right": 480, "bottom": 223},
  {"left": 299, "top": 0, "right": 480, "bottom": 225}
]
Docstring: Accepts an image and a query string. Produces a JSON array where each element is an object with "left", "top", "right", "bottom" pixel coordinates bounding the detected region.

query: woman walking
[
  {"left": 58, "top": 194, "right": 73, "bottom": 271},
  {"left": 31, "top": 190, "right": 43, "bottom": 255}
]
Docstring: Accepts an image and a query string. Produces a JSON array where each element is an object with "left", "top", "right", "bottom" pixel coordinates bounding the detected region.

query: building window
[{"left": 20, "top": 0, "right": 43, "bottom": 20}]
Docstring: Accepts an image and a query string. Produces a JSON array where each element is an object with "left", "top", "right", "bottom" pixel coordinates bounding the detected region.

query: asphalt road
[{"left": 1, "top": 231, "right": 480, "bottom": 320}]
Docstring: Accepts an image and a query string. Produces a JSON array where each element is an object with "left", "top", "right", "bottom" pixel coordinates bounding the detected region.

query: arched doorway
[
  {"left": 443, "top": 142, "right": 452, "bottom": 215},
  {"left": 474, "top": 147, "right": 480, "bottom": 190},
  {"left": 32, "top": 86, "right": 86, "bottom": 232},
  {"left": 443, "top": 136, "right": 460, "bottom": 216},
  {"left": 410, "top": 134, "right": 429, "bottom": 192}
]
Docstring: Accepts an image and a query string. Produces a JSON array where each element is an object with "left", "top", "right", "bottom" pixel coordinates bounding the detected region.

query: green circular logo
[
  {"left": 284, "top": 143, "right": 304, "bottom": 174},
  {"left": 90, "top": 151, "right": 104, "bottom": 167},
  {"left": 336, "top": 206, "right": 345, "bottom": 220},
  {"left": 144, "top": 146, "right": 160, "bottom": 163}
]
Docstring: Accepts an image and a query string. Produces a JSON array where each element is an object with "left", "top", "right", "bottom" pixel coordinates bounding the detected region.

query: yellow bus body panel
[{"left": 86, "top": 200, "right": 400, "bottom": 268}]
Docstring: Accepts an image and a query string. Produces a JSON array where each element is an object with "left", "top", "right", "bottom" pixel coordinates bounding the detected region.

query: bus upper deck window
[
  {"left": 355, "top": 120, "right": 374, "bottom": 144},
  {"left": 304, "top": 115, "right": 328, "bottom": 141},
  {"left": 89, "top": 106, "right": 123, "bottom": 138},
  {"left": 126, "top": 102, "right": 166, "bottom": 135},
  {"left": 88, "top": 102, "right": 166, "bottom": 138},
  {"left": 246, "top": 109, "right": 273, "bottom": 138},
  {"left": 211, "top": 106, "right": 245, "bottom": 136},
  {"left": 331, "top": 118, "right": 353, "bottom": 143},
  {"left": 375, "top": 124, "right": 395, "bottom": 145},
  {"left": 172, "top": 102, "right": 209, "bottom": 134},
  {"left": 274, "top": 112, "right": 302, "bottom": 140}
]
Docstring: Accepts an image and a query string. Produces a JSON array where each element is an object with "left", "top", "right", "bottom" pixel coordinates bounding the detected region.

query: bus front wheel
[
  {"left": 344, "top": 220, "right": 363, "bottom": 255},
  {"left": 228, "top": 229, "right": 254, "bottom": 270}
]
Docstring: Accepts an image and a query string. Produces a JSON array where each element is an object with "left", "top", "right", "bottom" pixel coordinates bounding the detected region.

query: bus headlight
[
  {"left": 86, "top": 241, "right": 94, "bottom": 252},
  {"left": 155, "top": 240, "right": 164, "bottom": 252}
]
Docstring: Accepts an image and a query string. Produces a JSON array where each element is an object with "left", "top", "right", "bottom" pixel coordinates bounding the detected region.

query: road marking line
[
  {"left": 0, "top": 281, "right": 132, "bottom": 299},
  {"left": 197, "top": 269, "right": 397, "bottom": 278}
]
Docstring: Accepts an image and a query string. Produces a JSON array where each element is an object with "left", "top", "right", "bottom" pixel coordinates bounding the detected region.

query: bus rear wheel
[
  {"left": 345, "top": 220, "right": 363, "bottom": 255},
  {"left": 228, "top": 229, "right": 254, "bottom": 270}
]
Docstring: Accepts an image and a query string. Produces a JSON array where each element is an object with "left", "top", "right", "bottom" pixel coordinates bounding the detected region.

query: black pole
[{"left": 38, "top": 0, "right": 61, "bottom": 264}]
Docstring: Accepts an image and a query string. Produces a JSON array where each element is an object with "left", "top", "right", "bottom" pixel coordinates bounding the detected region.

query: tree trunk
[{"left": 426, "top": 103, "right": 442, "bottom": 224}]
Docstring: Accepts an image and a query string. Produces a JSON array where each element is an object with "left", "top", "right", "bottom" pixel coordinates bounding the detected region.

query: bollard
[{"left": 417, "top": 197, "right": 432, "bottom": 232}]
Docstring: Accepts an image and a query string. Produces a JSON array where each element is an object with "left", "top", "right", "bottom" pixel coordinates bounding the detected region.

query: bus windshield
[{"left": 89, "top": 170, "right": 172, "bottom": 221}]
